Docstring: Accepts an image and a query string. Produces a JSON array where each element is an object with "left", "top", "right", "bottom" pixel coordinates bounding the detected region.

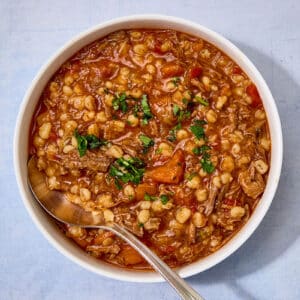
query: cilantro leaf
[
  {"left": 168, "top": 123, "right": 182, "bottom": 142},
  {"left": 109, "top": 157, "right": 145, "bottom": 188},
  {"left": 141, "top": 94, "right": 152, "bottom": 124},
  {"left": 195, "top": 96, "right": 209, "bottom": 106},
  {"left": 192, "top": 145, "right": 211, "bottom": 156},
  {"left": 86, "top": 134, "right": 107, "bottom": 149},
  {"left": 160, "top": 194, "right": 169, "bottom": 205},
  {"left": 144, "top": 193, "right": 157, "bottom": 201},
  {"left": 171, "top": 77, "right": 180, "bottom": 86},
  {"left": 75, "top": 129, "right": 88, "bottom": 157},
  {"left": 190, "top": 119, "right": 207, "bottom": 140},
  {"left": 139, "top": 134, "right": 154, "bottom": 153},
  {"left": 173, "top": 104, "right": 180, "bottom": 116},
  {"left": 74, "top": 130, "right": 107, "bottom": 157},
  {"left": 112, "top": 93, "right": 128, "bottom": 112},
  {"left": 201, "top": 156, "right": 215, "bottom": 174}
]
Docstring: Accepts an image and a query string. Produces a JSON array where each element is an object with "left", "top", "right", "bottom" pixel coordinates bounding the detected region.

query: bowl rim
[{"left": 14, "top": 14, "right": 283, "bottom": 282}]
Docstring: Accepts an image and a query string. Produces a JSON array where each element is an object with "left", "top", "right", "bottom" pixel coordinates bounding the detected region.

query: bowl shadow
[{"left": 187, "top": 42, "right": 300, "bottom": 297}]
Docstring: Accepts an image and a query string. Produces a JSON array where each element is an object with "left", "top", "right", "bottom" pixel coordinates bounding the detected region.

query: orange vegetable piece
[
  {"left": 246, "top": 83, "right": 262, "bottom": 108},
  {"left": 119, "top": 246, "right": 144, "bottom": 265},
  {"left": 145, "top": 149, "right": 185, "bottom": 184},
  {"left": 135, "top": 183, "right": 158, "bottom": 201}
]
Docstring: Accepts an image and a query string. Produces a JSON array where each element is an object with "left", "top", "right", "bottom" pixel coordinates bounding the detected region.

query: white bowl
[{"left": 14, "top": 15, "right": 283, "bottom": 282}]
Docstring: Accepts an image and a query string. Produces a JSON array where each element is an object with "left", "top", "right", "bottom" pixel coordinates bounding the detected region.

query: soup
[{"left": 29, "top": 29, "right": 271, "bottom": 268}]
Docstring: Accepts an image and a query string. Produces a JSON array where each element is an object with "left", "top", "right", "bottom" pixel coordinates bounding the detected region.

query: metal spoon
[{"left": 27, "top": 156, "right": 204, "bottom": 300}]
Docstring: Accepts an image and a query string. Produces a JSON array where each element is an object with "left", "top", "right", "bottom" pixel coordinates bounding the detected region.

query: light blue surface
[{"left": 1, "top": 0, "right": 300, "bottom": 299}]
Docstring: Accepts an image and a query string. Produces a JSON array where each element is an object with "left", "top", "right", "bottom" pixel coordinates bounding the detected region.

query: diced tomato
[
  {"left": 48, "top": 131, "right": 57, "bottom": 142},
  {"left": 190, "top": 66, "right": 203, "bottom": 78},
  {"left": 223, "top": 198, "right": 236, "bottom": 206},
  {"left": 153, "top": 41, "right": 163, "bottom": 54},
  {"left": 246, "top": 84, "right": 262, "bottom": 108},
  {"left": 232, "top": 66, "right": 242, "bottom": 75},
  {"left": 145, "top": 149, "right": 185, "bottom": 184}
]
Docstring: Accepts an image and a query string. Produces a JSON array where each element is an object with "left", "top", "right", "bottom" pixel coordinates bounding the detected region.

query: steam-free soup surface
[{"left": 30, "top": 29, "right": 271, "bottom": 268}]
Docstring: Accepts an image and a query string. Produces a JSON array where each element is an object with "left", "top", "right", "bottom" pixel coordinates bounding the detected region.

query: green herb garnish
[
  {"left": 192, "top": 145, "right": 211, "bottom": 156},
  {"left": 173, "top": 104, "right": 180, "bottom": 116},
  {"left": 139, "top": 134, "right": 154, "bottom": 153},
  {"left": 200, "top": 152, "right": 215, "bottom": 174},
  {"left": 133, "top": 104, "right": 139, "bottom": 117},
  {"left": 74, "top": 130, "right": 107, "bottom": 157},
  {"left": 185, "top": 172, "right": 197, "bottom": 181},
  {"left": 172, "top": 104, "right": 191, "bottom": 122},
  {"left": 155, "top": 148, "right": 163, "bottom": 155},
  {"left": 141, "top": 94, "right": 153, "bottom": 124},
  {"left": 109, "top": 157, "right": 145, "bottom": 188},
  {"left": 112, "top": 93, "right": 128, "bottom": 112},
  {"left": 168, "top": 123, "right": 182, "bottom": 142},
  {"left": 171, "top": 77, "right": 180, "bottom": 86},
  {"left": 190, "top": 119, "right": 207, "bottom": 140},
  {"left": 138, "top": 222, "right": 144, "bottom": 227},
  {"left": 144, "top": 193, "right": 157, "bottom": 201},
  {"left": 195, "top": 96, "right": 209, "bottom": 106},
  {"left": 160, "top": 194, "right": 169, "bottom": 205}
]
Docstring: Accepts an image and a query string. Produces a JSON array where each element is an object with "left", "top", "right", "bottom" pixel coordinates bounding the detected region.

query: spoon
[{"left": 27, "top": 156, "right": 204, "bottom": 300}]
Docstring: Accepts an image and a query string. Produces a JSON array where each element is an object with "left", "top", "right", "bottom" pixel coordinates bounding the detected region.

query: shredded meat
[
  {"left": 57, "top": 151, "right": 112, "bottom": 172},
  {"left": 239, "top": 166, "right": 265, "bottom": 199},
  {"left": 86, "top": 244, "right": 120, "bottom": 255},
  {"left": 205, "top": 184, "right": 218, "bottom": 216}
]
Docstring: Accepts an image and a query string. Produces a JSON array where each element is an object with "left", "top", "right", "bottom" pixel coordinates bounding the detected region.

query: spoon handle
[{"left": 109, "top": 223, "right": 204, "bottom": 300}]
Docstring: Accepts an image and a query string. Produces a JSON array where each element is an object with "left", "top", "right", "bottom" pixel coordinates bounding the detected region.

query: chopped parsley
[
  {"left": 168, "top": 123, "right": 182, "bottom": 142},
  {"left": 189, "top": 121, "right": 215, "bottom": 174},
  {"left": 109, "top": 157, "right": 145, "bottom": 188},
  {"left": 192, "top": 145, "right": 211, "bottom": 155},
  {"left": 141, "top": 94, "right": 153, "bottom": 124},
  {"left": 133, "top": 104, "right": 139, "bottom": 117},
  {"left": 195, "top": 96, "right": 209, "bottom": 106},
  {"left": 185, "top": 172, "right": 197, "bottom": 181},
  {"left": 182, "top": 98, "right": 188, "bottom": 105},
  {"left": 74, "top": 129, "right": 107, "bottom": 157},
  {"left": 139, "top": 134, "right": 154, "bottom": 153},
  {"left": 138, "top": 222, "right": 144, "bottom": 227},
  {"left": 144, "top": 193, "right": 170, "bottom": 205},
  {"left": 144, "top": 193, "right": 156, "bottom": 201},
  {"left": 172, "top": 104, "right": 191, "bottom": 122},
  {"left": 160, "top": 194, "right": 169, "bottom": 205},
  {"left": 171, "top": 77, "right": 181, "bottom": 86},
  {"left": 201, "top": 152, "right": 215, "bottom": 174},
  {"left": 155, "top": 147, "right": 163, "bottom": 155},
  {"left": 190, "top": 119, "right": 207, "bottom": 140},
  {"left": 173, "top": 104, "right": 180, "bottom": 116},
  {"left": 112, "top": 93, "right": 128, "bottom": 112}
]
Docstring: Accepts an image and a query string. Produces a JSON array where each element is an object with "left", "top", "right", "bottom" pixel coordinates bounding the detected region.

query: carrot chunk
[
  {"left": 145, "top": 149, "right": 185, "bottom": 184},
  {"left": 160, "top": 63, "right": 184, "bottom": 78},
  {"left": 135, "top": 183, "right": 158, "bottom": 201},
  {"left": 119, "top": 246, "right": 144, "bottom": 265}
]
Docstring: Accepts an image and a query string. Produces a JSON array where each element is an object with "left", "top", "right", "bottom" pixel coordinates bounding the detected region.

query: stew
[{"left": 29, "top": 29, "right": 271, "bottom": 269}]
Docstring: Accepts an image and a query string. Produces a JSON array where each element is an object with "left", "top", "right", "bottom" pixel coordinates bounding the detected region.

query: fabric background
[{"left": 1, "top": 1, "right": 299, "bottom": 299}]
